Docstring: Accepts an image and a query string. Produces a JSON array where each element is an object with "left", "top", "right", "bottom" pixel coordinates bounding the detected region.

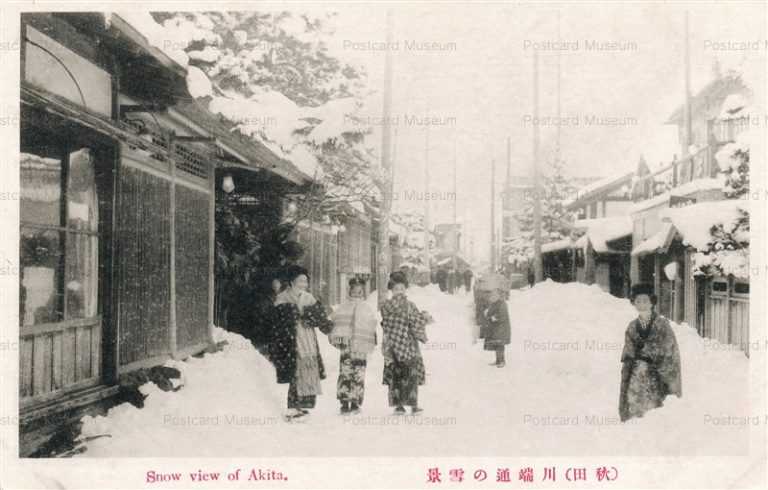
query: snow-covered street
[{"left": 77, "top": 282, "right": 752, "bottom": 458}]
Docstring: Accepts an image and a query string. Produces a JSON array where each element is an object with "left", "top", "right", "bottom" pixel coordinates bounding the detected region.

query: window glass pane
[
  {"left": 20, "top": 228, "right": 62, "bottom": 326},
  {"left": 67, "top": 148, "right": 98, "bottom": 232},
  {"left": 735, "top": 282, "right": 749, "bottom": 295},
  {"left": 65, "top": 232, "right": 98, "bottom": 319},
  {"left": 21, "top": 150, "right": 62, "bottom": 226}
]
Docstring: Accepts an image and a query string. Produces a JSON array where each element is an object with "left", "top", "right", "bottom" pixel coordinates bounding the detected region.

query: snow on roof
[
  {"left": 207, "top": 93, "right": 321, "bottom": 179},
  {"left": 718, "top": 93, "right": 749, "bottom": 120},
  {"left": 186, "top": 66, "right": 213, "bottom": 98},
  {"left": 107, "top": 13, "right": 185, "bottom": 66},
  {"left": 541, "top": 238, "right": 574, "bottom": 254},
  {"left": 107, "top": 12, "right": 199, "bottom": 68},
  {"left": 631, "top": 222, "right": 677, "bottom": 256},
  {"left": 565, "top": 171, "right": 633, "bottom": 207},
  {"left": 576, "top": 216, "right": 633, "bottom": 253},
  {"left": 630, "top": 177, "right": 725, "bottom": 214},
  {"left": 659, "top": 199, "right": 748, "bottom": 251}
]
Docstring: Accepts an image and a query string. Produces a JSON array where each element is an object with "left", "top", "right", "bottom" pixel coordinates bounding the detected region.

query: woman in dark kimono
[
  {"left": 619, "top": 283, "right": 682, "bottom": 422},
  {"left": 380, "top": 271, "right": 434, "bottom": 415},
  {"left": 269, "top": 265, "right": 333, "bottom": 421}
]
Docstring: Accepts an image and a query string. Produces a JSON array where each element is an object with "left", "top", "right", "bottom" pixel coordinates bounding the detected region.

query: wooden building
[
  {"left": 628, "top": 71, "right": 751, "bottom": 354},
  {"left": 19, "top": 12, "right": 310, "bottom": 454}
]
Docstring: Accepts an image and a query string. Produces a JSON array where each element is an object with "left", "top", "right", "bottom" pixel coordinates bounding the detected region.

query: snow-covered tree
[
  {"left": 150, "top": 11, "right": 380, "bottom": 221},
  {"left": 502, "top": 155, "right": 578, "bottom": 266},
  {"left": 716, "top": 127, "right": 752, "bottom": 199},
  {"left": 390, "top": 212, "right": 434, "bottom": 267},
  {"left": 692, "top": 206, "right": 749, "bottom": 279}
]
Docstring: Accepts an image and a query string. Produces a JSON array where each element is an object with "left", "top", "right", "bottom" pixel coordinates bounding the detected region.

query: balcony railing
[{"left": 631, "top": 144, "right": 716, "bottom": 202}]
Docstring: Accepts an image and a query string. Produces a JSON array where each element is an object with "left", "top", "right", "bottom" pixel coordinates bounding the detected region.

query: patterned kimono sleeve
[
  {"left": 619, "top": 325, "right": 636, "bottom": 383},
  {"left": 657, "top": 321, "right": 682, "bottom": 397},
  {"left": 303, "top": 301, "right": 334, "bottom": 335},
  {"left": 620, "top": 324, "right": 636, "bottom": 363},
  {"left": 618, "top": 324, "right": 635, "bottom": 421},
  {"left": 409, "top": 302, "right": 429, "bottom": 343}
]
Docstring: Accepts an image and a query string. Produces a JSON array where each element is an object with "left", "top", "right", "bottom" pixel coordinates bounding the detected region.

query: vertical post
[
  {"left": 452, "top": 139, "right": 458, "bottom": 274},
  {"left": 309, "top": 189, "right": 315, "bottom": 295},
  {"left": 423, "top": 115, "right": 431, "bottom": 272},
  {"left": 167, "top": 132, "right": 178, "bottom": 359},
  {"left": 532, "top": 49, "right": 543, "bottom": 282},
  {"left": 683, "top": 10, "right": 692, "bottom": 156},
  {"left": 555, "top": 9, "right": 562, "bottom": 159},
  {"left": 503, "top": 136, "right": 511, "bottom": 243},
  {"left": 207, "top": 159, "right": 216, "bottom": 345},
  {"left": 490, "top": 158, "right": 496, "bottom": 271},
  {"left": 377, "top": 9, "right": 394, "bottom": 304}
]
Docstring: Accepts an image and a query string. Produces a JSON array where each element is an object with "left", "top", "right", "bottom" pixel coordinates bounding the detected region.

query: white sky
[{"left": 318, "top": 3, "right": 766, "bottom": 261}]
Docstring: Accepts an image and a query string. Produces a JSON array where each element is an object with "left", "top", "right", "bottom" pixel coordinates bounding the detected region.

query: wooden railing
[{"left": 631, "top": 145, "right": 716, "bottom": 202}]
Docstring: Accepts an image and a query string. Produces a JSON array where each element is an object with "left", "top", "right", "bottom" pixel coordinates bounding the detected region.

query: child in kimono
[
  {"left": 483, "top": 287, "right": 511, "bottom": 367},
  {"left": 329, "top": 278, "right": 378, "bottom": 414},
  {"left": 619, "top": 283, "right": 682, "bottom": 422}
]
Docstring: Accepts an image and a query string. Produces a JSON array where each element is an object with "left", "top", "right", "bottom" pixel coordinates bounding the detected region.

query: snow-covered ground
[{"left": 76, "top": 281, "right": 754, "bottom": 458}]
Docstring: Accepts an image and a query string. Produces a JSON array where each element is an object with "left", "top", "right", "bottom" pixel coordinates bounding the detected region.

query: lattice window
[{"left": 174, "top": 143, "right": 209, "bottom": 180}]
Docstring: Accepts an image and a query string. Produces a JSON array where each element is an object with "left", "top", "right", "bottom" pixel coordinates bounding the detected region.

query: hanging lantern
[{"left": 222, "top": 174, "right": 235, "bottom": 193}]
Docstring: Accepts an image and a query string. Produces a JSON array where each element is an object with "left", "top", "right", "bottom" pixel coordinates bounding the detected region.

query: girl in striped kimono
[
  {"left": 329, "top": 277, "right": 378, "bottom": 414},
  {"left": 380, "top": 271, "right": 434, "bottom": 415}
]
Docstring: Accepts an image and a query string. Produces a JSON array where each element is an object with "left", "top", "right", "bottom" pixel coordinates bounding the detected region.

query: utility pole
[
  {"left": 503, "top": 136, "right": 511, "bottom": 248},
  {"left": 532, "top": 49, "right": 543, "bottom": 283},
  {"left": 556, "top": 9, "right": 562, "bottom": 160},
  {"left": 377, "top": 9, "right": 394, "bottom": 304},
  {"left": 451, "top": 139, "right": 458, "bottom": 274},
  {"left": 422, "top": 112, "right": 431, "bottom": 273},
  {"left": 490, "top": 158, "right": 496, "bottom": 271},
  {"left": 683, "top": 10, "right": 692, "bottom": 157}
]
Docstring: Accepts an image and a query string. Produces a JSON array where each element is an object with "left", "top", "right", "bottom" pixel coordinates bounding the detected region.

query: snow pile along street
[{"left": 76, "top": 281, "right": 753, "bottom": 458}]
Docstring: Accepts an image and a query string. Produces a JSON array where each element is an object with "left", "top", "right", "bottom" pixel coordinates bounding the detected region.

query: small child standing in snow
[
  {"left": 618, "top": 283, "right": 682, "bottom": 422},
  {"left": 483, "top": 287, "right": 510, "bottom": 367},
  {"left": 329, "top": 278, "right": 378, "bottom": 414}
]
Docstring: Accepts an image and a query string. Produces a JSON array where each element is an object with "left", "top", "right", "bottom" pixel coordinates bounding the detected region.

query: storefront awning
[
  {"left": 631, "top": 222, "right": 677, "bottom": 256},
  {"left": 574, "top": 216, "right": 633, "bottom": 254},
  {"left": 541, "top": 238, "right": 574, "bottom": 254}
]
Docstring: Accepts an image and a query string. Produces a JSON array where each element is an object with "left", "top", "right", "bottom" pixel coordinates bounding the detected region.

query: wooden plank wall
[
  {"left": 19, "top": 321, "right": 101, "bottom": 403},
  {"left": 175, "top": 185, "right": 210, "bottom": 349},
  {"left": 116, "top": 166, "right": 171, "bottom": 366}
]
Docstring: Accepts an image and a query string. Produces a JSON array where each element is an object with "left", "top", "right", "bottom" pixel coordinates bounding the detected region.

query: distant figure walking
[
  {"left": 463, "top": 269, "right": 473, "bottom": 292},
  {"left": 436, "top": 268, "right": 448, "bottom": 292},
  {"left": 527, "top": 267, "right": 535, "bottom": 288}
]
